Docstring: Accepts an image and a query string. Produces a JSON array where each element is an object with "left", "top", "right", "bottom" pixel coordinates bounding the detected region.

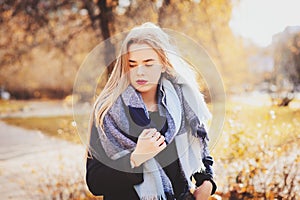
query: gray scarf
[{"left": 96, "top": 77, "right": 210, "bottom": 199}]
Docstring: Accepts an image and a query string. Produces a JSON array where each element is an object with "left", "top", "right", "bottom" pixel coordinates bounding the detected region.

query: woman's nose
[{"left": 136, "top": 65, "right": 145, "bottom": 75}]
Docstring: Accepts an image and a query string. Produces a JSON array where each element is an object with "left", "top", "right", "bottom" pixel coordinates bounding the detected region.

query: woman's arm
[
  {"left": 86, "top": 153, "right": 143, "bottom": 195},
  {"left": 86, "top": 121, "right": 144, "bottom": 196},
  {"left": 193, "top": 124, "right": 217, "bottom": 197},
  {"left": 192, "top": 157, "right": 217, "bottom": 199}
]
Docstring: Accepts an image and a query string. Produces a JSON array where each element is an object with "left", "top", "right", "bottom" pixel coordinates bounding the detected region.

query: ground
[{"left": 0, "top": 100, "right": 87, "bottom": 200}]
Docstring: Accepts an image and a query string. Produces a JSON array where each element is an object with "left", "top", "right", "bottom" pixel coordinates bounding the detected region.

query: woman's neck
[{"left": 141, "top": 87, "right": 158, "bottom": 112}]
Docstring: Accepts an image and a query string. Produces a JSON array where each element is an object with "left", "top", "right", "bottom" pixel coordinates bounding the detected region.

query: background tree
[
  {"left": 158, "top": 0, "right": 249, "bottom": 92},
  {"left": 0, "top": 0, "right": 248, "bottom": 99},
  {"left": 0, "top": 0, "right": 94, "bottom": 98},
  {"left": 270, "top": 27, "right": 300, "bottom": 106}
]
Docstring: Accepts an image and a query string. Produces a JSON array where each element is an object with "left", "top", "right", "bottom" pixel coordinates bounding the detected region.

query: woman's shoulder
[
  {"left": 106, "top": 85, "right": 138, "bottom": 117},
  {"left": 107, "top": 95, "right": 125, "bottom": 115}
]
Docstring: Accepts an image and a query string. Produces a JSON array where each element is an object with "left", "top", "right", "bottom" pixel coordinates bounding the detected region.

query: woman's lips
[{"left": 136, "top": 80, "right": 148, "bottom": 85}]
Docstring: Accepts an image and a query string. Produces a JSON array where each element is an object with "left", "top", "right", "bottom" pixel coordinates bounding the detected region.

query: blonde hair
[{"left": 92, "top": 22, "right": 178, "bottom": 130}]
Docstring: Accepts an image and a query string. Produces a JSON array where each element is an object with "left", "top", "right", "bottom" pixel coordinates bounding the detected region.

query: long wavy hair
[{"left": 92, "top": 22, "right": 179, "bottom": 133}]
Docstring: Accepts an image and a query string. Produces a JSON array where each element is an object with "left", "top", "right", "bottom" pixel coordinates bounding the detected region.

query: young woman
[{"left": 86, "top": 22, "right": 217, "bottom": 200}]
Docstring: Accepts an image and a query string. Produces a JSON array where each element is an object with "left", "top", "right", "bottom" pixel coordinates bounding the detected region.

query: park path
[
  {"left": 0, "top": 100, "right": 75, "bottom": 118},
  {"left": 0, "top": 100, "right": 87, "bottom": 200}
]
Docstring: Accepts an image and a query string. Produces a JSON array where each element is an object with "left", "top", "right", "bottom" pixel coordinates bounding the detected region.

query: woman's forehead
[
  {"left": 128, "top": 43, "right": 159, "bottom": 61},
  {"left": 128, "top": 43, "right": 154, "bottom": 52}
]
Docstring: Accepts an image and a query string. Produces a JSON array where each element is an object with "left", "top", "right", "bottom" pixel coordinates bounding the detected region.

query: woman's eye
[{"left": 129, "top": 64, "right": 153, "bottom": 68}]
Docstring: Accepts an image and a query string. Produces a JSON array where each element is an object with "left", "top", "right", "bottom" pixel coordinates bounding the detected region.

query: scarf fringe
[{"left": 141, "top": 195, "right": 165, "bottom": 200}]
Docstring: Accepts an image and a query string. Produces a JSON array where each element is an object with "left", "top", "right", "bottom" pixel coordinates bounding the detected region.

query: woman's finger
[
  {"left": 156, "top": 135, "right": 165, "bottom": 146},
  {"left": 153, "top": 131, "right": 161, "bottom": 139},
  {"left": 139, "top": 128, "right": 157, "bottom": 139},
  {"left": 158, "top": 141, "right": 167, "bottom": 150}
]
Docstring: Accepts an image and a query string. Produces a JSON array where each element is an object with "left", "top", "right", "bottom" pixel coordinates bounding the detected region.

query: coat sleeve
[
  {"left": 193, "top": 125, "right": 217, "bottom": 195},
  {"left": 192, "top": 156, "right": 217, "bottom": 195},
  {"left": 85, "top": 120, "right": 143, "bottom": 196}
]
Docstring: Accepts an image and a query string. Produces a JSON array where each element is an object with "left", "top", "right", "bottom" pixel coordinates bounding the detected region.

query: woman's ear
[{"left": 162, "top": 66, "right": 166, "bottom": 73}]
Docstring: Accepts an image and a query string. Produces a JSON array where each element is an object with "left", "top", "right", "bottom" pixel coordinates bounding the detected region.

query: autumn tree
[
  {"left": 271, "top": 26, "right": 300, "bottom": 106},
  {"left": 0, "top": 0, "right": 247, "bottom": 99},
  {"left": 158, "top": 0, "right": 248, "bottom": 92},
  {"left": 0, "top": 0, "right": 159, "bottom": 99},
  {"left": 0, "top": 0, "right": 94, "bottom": 98}
]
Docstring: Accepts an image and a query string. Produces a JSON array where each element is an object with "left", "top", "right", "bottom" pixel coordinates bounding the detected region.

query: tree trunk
[
  {"left": 200, "top": 0, "right": 226, "bottom": 71},
  {"left": 97, "top": 0, "right": 116, "bottom": 75}
]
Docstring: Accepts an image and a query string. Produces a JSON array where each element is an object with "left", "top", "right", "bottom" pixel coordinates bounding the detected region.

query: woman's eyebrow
[
  {"left": 129, "top": 58, "right": 155, "bottom": 63},
  {"left": 143, "top": 59, "right": 155, "bottom": 62}
]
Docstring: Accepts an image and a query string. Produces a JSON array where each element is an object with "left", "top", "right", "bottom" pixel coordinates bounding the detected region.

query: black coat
[{"left": 86, "top": 105, "right": 216, "bottom": 200}]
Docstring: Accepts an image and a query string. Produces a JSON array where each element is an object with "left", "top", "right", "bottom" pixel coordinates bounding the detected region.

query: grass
[
  {"left": 212, "top": 102, "right": 300, "bottom": 159},
  {"left": 0, "top": 100, "right": 26, "bottom": 114},
  {"left": 209, "top": 101, "right": 300, "bottom": 199}
]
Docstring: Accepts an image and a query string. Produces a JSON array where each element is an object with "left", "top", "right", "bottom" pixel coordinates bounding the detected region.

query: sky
[{"left": 229, "top": 0, "right": 300, "bottom": 47}]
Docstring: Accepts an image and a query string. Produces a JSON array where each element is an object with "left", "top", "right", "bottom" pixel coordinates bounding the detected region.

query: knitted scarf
[{"left": 96, "top": 77, "right": 210, "bottom": 200}]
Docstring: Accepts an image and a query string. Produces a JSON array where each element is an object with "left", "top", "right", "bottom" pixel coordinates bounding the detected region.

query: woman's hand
[
  {"left": 130, "top": 128, "right": 166, "bottom": 167},
  {"left": 193, "top": 180, "right": 213, "bottom": 200}
]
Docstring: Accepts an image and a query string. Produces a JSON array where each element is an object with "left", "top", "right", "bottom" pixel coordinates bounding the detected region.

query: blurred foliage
[
  {"left": 0, "top": 0, "right": 249, "bottom": 99},
  {"left": 0, "top": 99, "right": 26, "bottom": 113},
  {"left": 159, "top": 0, "right": 248, "bottom": 89},
  {"left": 272, "top": 29, "right": 300, "bottom": 89},
  {"left": 35, "top": 172, "right": 103, "bottom": 200},
  {"left": 212, "top": 102, "right": 300, "bottom": 199},
  {"left": 267, "top": 28, "right": 300, "bottom": 106},
  {"left": 0, "top": 0, "right": 97, "bottom": 99},
  {"left": 213, "top": 103, "right": 300, "bottom": 160}
]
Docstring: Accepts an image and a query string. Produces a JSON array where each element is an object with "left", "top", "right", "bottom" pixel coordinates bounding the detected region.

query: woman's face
[{"left": 128, "top": 43, "right": 164, "bottom": 97}]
